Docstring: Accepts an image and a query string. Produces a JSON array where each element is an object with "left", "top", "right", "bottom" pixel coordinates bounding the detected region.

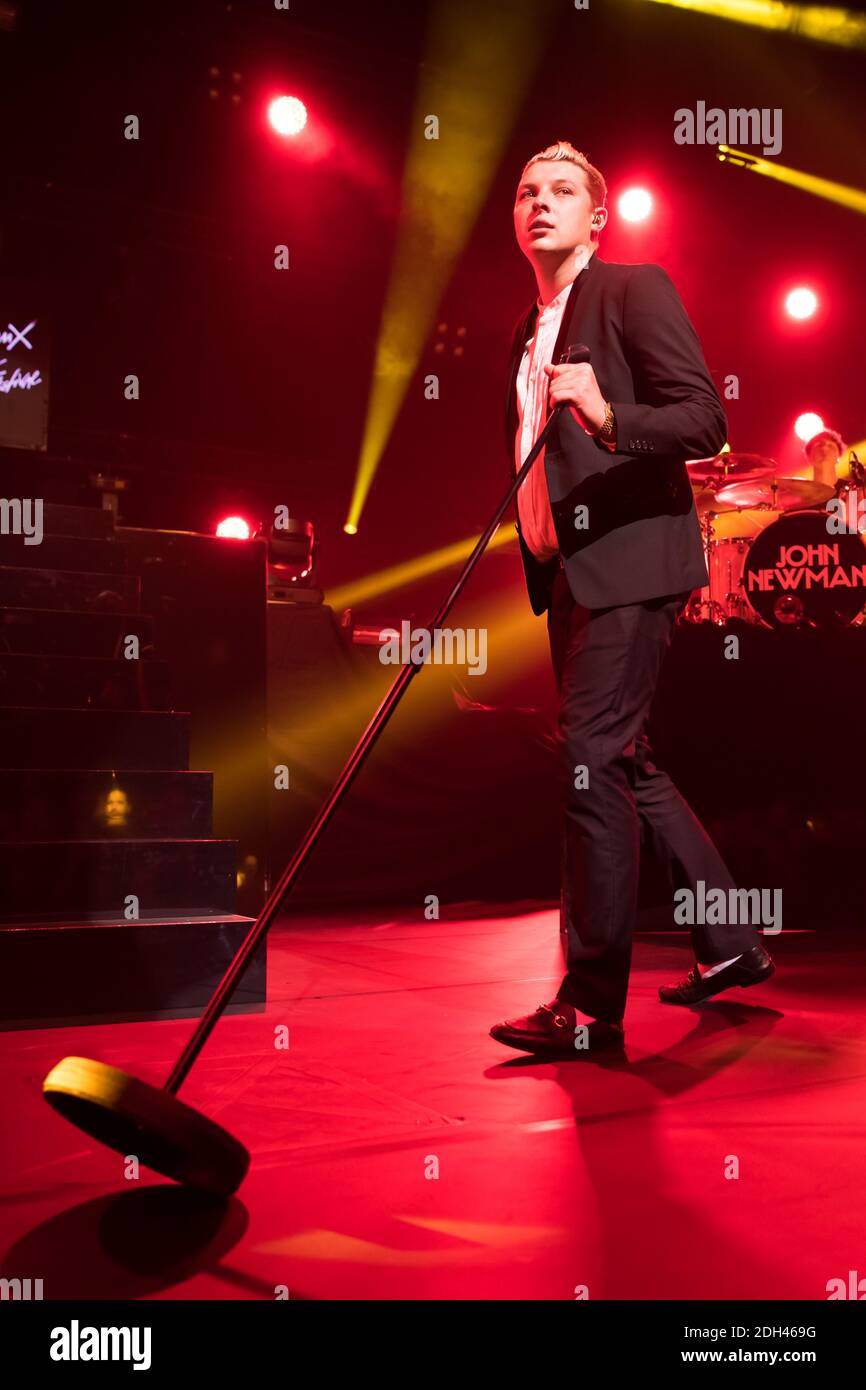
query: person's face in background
[{"left": 807, "top": 438, "right": 843, "bottom": 487}]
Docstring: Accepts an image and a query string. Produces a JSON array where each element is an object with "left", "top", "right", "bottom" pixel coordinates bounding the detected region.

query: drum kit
[{"left": 683, "top": 451, "right": 866, "bottom": 629}]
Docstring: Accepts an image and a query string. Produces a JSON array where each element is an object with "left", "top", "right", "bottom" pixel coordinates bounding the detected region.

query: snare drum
[
  {"left": 685, "top": 505, "right": 778, "bottom": 624},
  {"left": 707, "top": 536, "right": 755, "bottom": 623}
]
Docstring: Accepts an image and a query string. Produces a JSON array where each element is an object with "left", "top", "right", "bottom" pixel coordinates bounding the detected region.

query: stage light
[
  {"left": 215, "top": 515, "right": 252, "bottom": 540},
  {"left": 343, "top": 3, "right": 555, "bottom": 535},
  {"left": 267, "top": 516, "right": 318, "bottom": 603},
  {"left": 717, "top": 146, "right": 866, "bottom": 216},
  {"left": 786, "top": 287, "right": 818, "bottom": 320},
  {"left": 795, "top": 412, "right": 825, "bottom": 442},
  {"left": 343, "top": 522, "right": 358, "bottom": 535},
  {"left": 268, "top": 96, "right": 307, "bottom": 137},
  {"left": 618, "top": 187, "right": 653, "bottom": 222},
  {"left": 641, "top": 1, "right": 866, "bottom": 50}
]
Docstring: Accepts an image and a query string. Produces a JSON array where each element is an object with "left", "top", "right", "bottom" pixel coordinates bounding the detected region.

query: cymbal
[
  {"left": 716, "top": 476, "right": 834, "bottom": 511},
  {"left": 686, "top": 452, "right": 776, "bottom": 484},
  {"left": 694, "top": 486, "right": 736, "bottom": 516}
]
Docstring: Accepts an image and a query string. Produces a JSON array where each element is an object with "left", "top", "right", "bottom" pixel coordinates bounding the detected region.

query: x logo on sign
[{"left": 4, "top": 321, "right": 37, "bottom": 350}]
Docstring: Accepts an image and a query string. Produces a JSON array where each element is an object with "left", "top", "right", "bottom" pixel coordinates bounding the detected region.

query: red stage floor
[{"left": 1, "top": 906, "right": 863, "bottom": 1301}]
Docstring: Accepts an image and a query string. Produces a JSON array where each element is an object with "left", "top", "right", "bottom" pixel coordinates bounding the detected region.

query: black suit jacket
[{"left": 504, "top": 252, "right": 726, "bottom": 614}]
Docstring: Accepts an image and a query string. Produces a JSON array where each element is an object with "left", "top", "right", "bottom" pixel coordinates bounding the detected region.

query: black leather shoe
[
  {"left": 659, "top": 944, "right": 775, "bottom": 1005},
  {"left": 490, "top": 999, "right": 625, "bottom": 1058}
]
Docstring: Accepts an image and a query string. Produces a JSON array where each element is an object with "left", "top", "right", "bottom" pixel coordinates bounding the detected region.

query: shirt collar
[{"left": 536, "top": 244, "right": 595, "bottom": 316}]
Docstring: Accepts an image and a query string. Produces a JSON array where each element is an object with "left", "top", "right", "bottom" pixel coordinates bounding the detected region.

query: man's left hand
[{"left": 543, "top": 361, "right": 607, "bottom": 434}]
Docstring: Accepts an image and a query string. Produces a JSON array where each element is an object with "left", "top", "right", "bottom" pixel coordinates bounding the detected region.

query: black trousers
[{"left": 546, "top": 562, "right": 761, "bottom": 1023}]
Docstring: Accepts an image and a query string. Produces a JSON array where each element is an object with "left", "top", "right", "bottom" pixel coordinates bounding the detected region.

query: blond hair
[{"left": 520, "top": 141, "right": 607, "bottom": 212}]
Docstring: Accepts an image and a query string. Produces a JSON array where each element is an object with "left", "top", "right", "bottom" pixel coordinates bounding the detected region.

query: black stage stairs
[{"left": 0, "top": 502, "right": 264, "bottom": 1028}]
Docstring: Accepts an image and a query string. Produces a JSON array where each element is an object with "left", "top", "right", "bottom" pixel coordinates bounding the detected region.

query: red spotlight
[
  {"left": 215, "top": 515, "right": 252, "bottom": 540},
  {"left": 794, "top": 412, "right": 824, "bottom": 443},
  {"left": 268, "top": 96, "right": 307, "bottom": 137},
  {"left": 786, "top": 286, "right": 818, "bottom": 320},
  {"left": 618, "top": 187, "right": 653, "bottom": 223}
]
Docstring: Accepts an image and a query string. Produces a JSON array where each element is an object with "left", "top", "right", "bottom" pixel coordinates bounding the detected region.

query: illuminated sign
[{"left": 0, "top": 294, "right": 49, "bottom": 451}]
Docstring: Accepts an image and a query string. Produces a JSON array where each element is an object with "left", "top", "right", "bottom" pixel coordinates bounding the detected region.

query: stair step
[
  {"left": 0, "top": 533, "right": 127, "bottom": 573},
  {"left": 0, "top": 913, "right": 265, "bottom": 1029},
  {"left": 0, "top": 707, "right": 189, "bottom": 768},
  {"left": 0, "top": 652, "right": 171, "bottom": 708},
  {"left": 0, "top": 566, "right": 140, "bottom": 612},
  {"left": 0, "top": 769, "right": 213, "bottom": 839},
  {"left": 41, "top": 502, "right": 116, "bottom": 539},
  {"left": 0, "top": 839, "right": 238, "bottom": 921},
  {"left": 0, "top": 607, "right": 153, "bottom": 658},
  {"left": 0, "top": 501, "right": 114, "bottom": 544}
]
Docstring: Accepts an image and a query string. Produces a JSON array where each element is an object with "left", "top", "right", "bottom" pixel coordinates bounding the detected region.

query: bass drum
[{"left": 743, "top": 509, "right": 866, "bottom": 629}]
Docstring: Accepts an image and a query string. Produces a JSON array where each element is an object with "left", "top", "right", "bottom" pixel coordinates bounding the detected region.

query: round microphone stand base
[{"left": 43, "top": 1056, "right": 249, "bottom": 1198}]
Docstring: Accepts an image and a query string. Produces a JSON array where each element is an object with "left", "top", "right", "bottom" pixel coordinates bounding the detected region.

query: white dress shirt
[{"left": 514, "top": 245, "right": 593, "bottom": 562}]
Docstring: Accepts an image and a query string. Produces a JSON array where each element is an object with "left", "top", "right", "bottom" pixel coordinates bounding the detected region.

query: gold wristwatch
[{"left": 596, "top": 401, "right": 616, "bottom": 443}]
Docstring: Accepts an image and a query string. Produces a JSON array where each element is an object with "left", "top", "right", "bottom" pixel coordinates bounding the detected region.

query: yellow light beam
[
  {"left": 255, "top": 1216, "right": 559, "bottom": 1264},
  {"left": 641, "top": 0, "right": 866, "bottom": 49},
  {"left": 345, "top": 0, "right": 557, "bottom": 532},
  {"left": 268, "top": 588, "right": 547, "bottom": 782},
  {"left": 325, "top": 524, "right": 515, "bottom": 611},
  {"left": 717, "top": 146, "right": 866, "bottom": 215}
]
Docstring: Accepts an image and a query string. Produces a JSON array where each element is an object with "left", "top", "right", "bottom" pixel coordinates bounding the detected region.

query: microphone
[
  {"left": 511, "top": 344, "right": 590, "bottom": 495},
  {"left": 548, "top": 343, "right": 591, "bottom": 416},
  {"left": 558, "top": 342, "right": 591, "bottom": 366}
]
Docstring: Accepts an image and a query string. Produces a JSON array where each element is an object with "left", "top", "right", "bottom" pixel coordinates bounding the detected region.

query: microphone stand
[{"left": 164, "top": 345, "right": 589, "bottom": 1094}]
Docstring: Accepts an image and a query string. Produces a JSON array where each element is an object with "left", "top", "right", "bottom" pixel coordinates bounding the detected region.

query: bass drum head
[{"left": 743, "top": 509, "right": 866, "bottom": 629}]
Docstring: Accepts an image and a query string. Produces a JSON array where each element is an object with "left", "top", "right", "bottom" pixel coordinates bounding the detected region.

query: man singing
[{"left": 490, "top": 141, "right": 775, "bottom": 1059}]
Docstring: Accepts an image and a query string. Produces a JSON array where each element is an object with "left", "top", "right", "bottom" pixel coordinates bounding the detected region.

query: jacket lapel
[
  {"left": 504, "top": 302, "right": 538, "bottom": 471},
  {"left": 551, "top": 250, "right": 601, "bottom": 368}
]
